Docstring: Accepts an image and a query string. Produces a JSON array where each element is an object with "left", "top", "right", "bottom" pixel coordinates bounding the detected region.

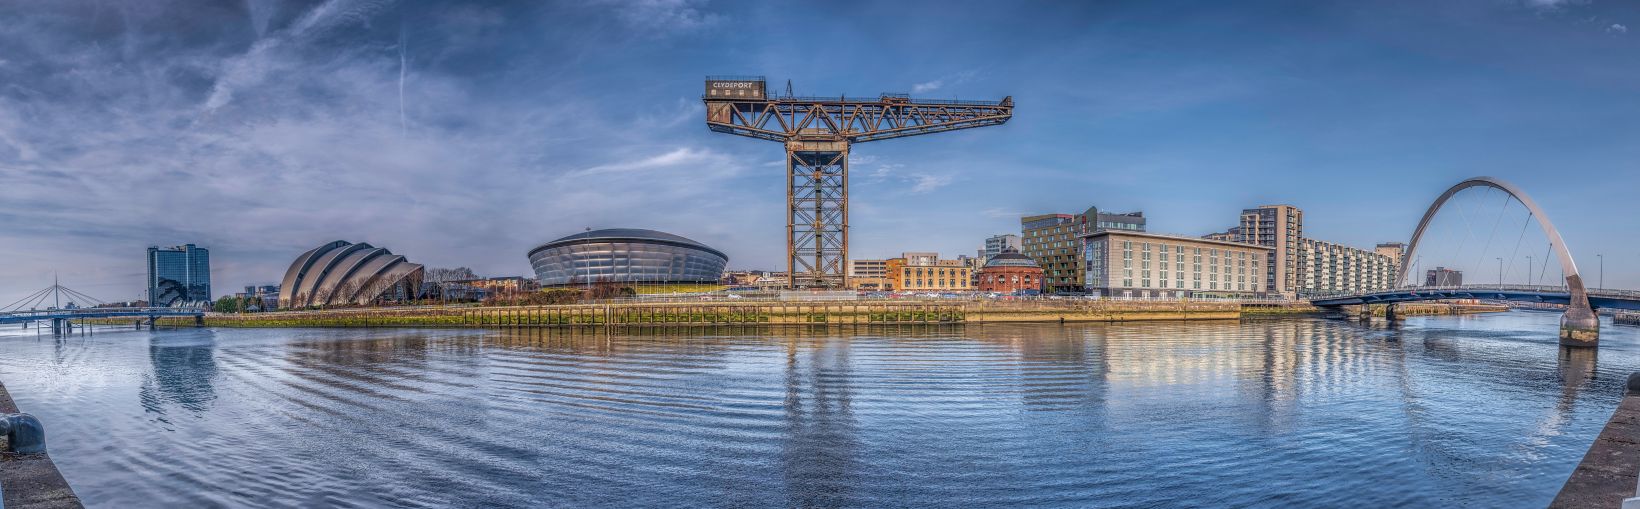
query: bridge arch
[{"left": 1398, "top": 176, "right": 1581, "bottom": 291}]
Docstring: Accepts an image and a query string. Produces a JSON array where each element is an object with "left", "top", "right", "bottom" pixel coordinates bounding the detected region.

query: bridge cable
[
  {"left": 1539, "top": 243, "right": 1554, "bottom": 286},
  {"left": 1440, "top": 188, "right": 1483, "bottom": 279},
  {"left": 1, "top": 286, "right": 53, "bottom": 312},
  {"left": 58, "top": 286, "right": 104, "bottom": 306},
  {"left": 1469, "top": 193, "right": 1511, "bottom": 284},
  {"left": 1502, "top": 210, "right": 1533, "bottom": 286}
]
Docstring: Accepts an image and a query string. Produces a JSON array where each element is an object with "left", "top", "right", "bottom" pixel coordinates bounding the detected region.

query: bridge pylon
[{"left": 1560, "top": 275, "right": 1599, "bottom": 346}]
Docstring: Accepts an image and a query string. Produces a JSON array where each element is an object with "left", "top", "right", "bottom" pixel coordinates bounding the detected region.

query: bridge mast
[{"left": 704, "top": 76, "right": 1013, "bottom": 288}]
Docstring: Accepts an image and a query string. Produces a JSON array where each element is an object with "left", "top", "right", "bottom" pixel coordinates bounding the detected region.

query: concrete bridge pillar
[
  {"left": 195, "top": 315, "right": 204, "bottom": 327},
  {"left": 146, "top": 316, "right": 157, "bottom": 330},
  {"left": 1384, "top": 303, "right": 1398, "bottom": 322},
  {"left": 1561, "top": 277, "right": 1600, "bottom": 347},
  {"left": 50, "top": 318, "right": 62, "bottom": 335}
]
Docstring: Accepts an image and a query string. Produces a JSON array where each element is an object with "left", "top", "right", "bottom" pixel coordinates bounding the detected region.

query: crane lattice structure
[{"left": 704, "top": 76, "right": 1013, "bottom": 288}]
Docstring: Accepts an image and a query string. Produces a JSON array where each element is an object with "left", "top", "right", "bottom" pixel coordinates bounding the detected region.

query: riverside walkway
[
  {"left": 1553, "top": 374, "right": 1640, "bottom": 508},
  {"left": 0, "top": 380, "right": 81, "bottom": 508}
]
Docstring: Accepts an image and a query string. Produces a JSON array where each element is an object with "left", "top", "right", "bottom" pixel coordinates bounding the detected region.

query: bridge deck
[
  {"left": 1309, "top": 285, "right": 1640, "bottom": 311},
  {"left": 0, "top": 308, "right": 206, "bottom": 325}
]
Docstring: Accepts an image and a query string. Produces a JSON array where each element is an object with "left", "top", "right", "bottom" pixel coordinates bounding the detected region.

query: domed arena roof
[
  {"left": 983, "top": 251, "right": 1040, "bottom": 268},
  {"left": 528, "top": 228, "right": 726, "bottom": 260},
  {"left": 278, "top": 240, "right": 424, "bottom": 308}
]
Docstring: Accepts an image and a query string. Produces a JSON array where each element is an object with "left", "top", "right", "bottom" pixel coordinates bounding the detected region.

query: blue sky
[{"left": 2, "top": 0, "right": 1638, "bottom": 302}]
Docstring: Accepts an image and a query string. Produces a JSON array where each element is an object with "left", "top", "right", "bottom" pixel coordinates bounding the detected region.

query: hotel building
[{"left": 1082, "top": 231, "right": 1272, "bottom": 299}]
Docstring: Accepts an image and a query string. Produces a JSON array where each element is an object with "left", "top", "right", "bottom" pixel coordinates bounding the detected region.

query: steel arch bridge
[{"left": 1309, "top": 176, "right": 1602, "bottom": 346}]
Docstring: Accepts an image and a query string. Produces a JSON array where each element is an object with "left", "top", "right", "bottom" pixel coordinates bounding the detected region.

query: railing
[
  {"left": 703, "top": 94, "right": 1008, "bottom": 107},
  {"left": 0, "top": 306, "right": 208, "bottom": 320},
  {"left": 1308, "top": 285, "right": 1640, "bottom": 301}
]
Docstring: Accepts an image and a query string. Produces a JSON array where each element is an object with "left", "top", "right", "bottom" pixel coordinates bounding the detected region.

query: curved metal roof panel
[{"left": 528, "top": 228, "right": 726, "bottom": 260}]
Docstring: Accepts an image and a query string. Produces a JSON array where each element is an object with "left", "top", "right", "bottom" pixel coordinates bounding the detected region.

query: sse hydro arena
[{"left": 527, "top": 228, "right": 728, "bottom": 287}]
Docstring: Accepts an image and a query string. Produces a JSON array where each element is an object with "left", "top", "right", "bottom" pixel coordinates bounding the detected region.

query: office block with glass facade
[
  {"left": 1022, "top": 206, "right": 1145, "bottom": 293},
  {"left": 1082, "top": 231, "right": 1270, "bottom": 299},
  {"left": 147, "top": 244, "right": 211, "bottom": 307}
]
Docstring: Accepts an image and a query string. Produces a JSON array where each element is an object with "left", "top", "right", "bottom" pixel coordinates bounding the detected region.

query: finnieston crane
[{"left": 703, "top": 76, "right": 1013, "bottom": 289}]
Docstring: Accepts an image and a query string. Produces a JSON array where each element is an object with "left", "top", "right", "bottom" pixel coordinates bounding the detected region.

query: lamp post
[
  {"left": 1525, "top": 256, "right": 1533, "bottom": 286},
  {"left": 1497, "top": 257, "right": 1503, "bottom": 287},
  {"left": 583, "top": 227, "right": 593, "bottom": 291},
  {"left": 1598, "top": 254, "right": 1604, "bottom": 289}
]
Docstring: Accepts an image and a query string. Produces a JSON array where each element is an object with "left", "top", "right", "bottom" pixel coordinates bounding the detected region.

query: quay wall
[
  {"left": 0, "top": 381, "right": 83, "bottom": 508},
  {"left": 131, "top": 300, "right": 1505, "bottom": 329}
]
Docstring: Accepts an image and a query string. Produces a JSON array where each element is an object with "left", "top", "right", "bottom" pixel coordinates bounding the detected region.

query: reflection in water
[
  {"left": 781, "top": 336, "right": 860, "bottom": 507},
  {"left": 0, "top": 313, "right": 1635, "bottom": 508},
  {"left": 139, "top": 330, "right": 218, "bottom": 417}
]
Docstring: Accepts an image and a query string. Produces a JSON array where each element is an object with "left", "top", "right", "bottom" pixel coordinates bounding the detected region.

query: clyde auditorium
[
  {"left": 279, "top": 240, "right": 425, "bottom": 308},
  {"left": 528, "top": 228, "right": 728, "bottom": 286}
]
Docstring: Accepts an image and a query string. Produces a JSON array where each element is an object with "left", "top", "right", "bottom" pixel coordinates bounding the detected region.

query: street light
[
  {"left": 1497, "top": 257, "right": 1503, "bottom": 287},
  {"left": 1525, "top": 256, "right": 1533, "bottom": 286},
  {"left": 583, "top": 227, "right": 593, "bottom": 291},
  {"left": 1598, "top": 254, "right": 1604, "bottom": 289}
]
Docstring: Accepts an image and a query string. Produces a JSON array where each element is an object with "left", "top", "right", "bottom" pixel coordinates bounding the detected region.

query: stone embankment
[
  {"left": 136, "top": 299, "right": 1505, "bottom": 329},
  {"left": 0, "top": 381, "right": 82, "bottom": 509},
  {"left": 1553, "top": 373, "right": 1640, "bottom": 508},
  {"left": 157, "top": 300, "right": 1242, "bottom": 328}
]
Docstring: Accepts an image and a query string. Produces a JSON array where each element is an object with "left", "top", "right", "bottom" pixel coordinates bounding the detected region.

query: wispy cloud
[
  {"left": 909, "top": 70, "right": 979, "bottom": 96},
  {"left": 1609, "top": 23, "right": 1628, "bottom": 34},
  {"left": 0, "top": 0, "right": 754, "bottom": 298},
  {"left": 912, "top": 80, "right": 943, "bottom": 93}
]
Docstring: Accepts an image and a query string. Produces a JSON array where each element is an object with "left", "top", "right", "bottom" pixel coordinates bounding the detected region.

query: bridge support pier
[
  {"left": 195, "top": 315, "right": 204, "bottom": 328},
  {"left": 1384, "top": 303, "right": 1398, "bottom": 322},
  {"left": 49, "top": 318, "right": 62, "bottom": 335},
  {"left": 1561, "top": 276, "right": 1600, "bottom": 347},
  {"left": 145, "top": 317, "right": 157, "bottom": 330}
]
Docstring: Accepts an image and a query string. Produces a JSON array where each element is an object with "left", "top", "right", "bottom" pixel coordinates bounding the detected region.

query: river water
[{"left": 0, "top": 311, "right": 1633, "bottom": 508}]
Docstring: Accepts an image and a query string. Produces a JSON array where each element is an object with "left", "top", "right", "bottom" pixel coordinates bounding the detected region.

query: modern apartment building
[
  {"left": 983, "top": 234, "right": 1021, "bottom": 261},
  {"left": 1022, "top": 206, "right": 1144, "bottom": 293},
  {"left": 1081, "top": 231, "right": 1271, "bottom": 298},
  {"left": 886, "top": 253, "right": 973, "bottom": 292},
  {"left": 1233, "top": 205, "right": 1303, "bottom": 297},
  {"left": 1375, "top": 242, "right": 1406, "bottom": 262},
  {"left": 1296, "top": 238, "right": 1399, "bottom": 296},
  {"left": 147, "top": 243, "right": 211, "bottom": 306},
  {"left": 1427, "top": 267, "right": 1463, "bottom": 286}
]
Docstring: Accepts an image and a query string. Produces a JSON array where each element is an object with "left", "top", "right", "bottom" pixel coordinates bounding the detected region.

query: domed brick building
[{"left": 977, "top": 250, "right": 1044, "bottom": 294}]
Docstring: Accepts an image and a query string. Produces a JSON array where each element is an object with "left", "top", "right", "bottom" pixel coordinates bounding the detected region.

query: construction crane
[{"left": 703, "top": 76, "right": 1013, "bottom": 289}]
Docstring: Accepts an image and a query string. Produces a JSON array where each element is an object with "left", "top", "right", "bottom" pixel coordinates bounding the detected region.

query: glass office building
[
  {"left": 147, "top": 244, "right": 211, "bottom": 306},
  {"left": 528, "top": 229, "right": 728, "bottom": 287}
]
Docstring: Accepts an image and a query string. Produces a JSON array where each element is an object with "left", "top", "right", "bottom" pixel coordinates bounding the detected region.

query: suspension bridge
[
  {"left": 1309, "top": 176, "right": 1625, "bottom": 347},
  {"left": 0, "top": 279, "right": 205, "bottom": 334}
]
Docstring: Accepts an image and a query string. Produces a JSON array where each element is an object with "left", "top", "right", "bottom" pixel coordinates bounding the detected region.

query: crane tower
[{"left": 704, "top": 76, "right": 1013, "bottom": 288}]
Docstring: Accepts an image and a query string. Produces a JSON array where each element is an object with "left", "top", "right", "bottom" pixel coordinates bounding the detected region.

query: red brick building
[{"left": 976, "top": 251, "right": 1044, "bottom": 294}]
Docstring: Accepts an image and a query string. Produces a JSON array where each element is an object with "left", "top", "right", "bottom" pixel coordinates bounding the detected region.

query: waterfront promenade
[{"left": 0, "top": 380, "right": 81, "bottom": 509}]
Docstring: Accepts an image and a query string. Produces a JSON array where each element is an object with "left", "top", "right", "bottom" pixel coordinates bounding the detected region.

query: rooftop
[{"left": 1081, "top": 230, "right": 1275, "bottom": 250}]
